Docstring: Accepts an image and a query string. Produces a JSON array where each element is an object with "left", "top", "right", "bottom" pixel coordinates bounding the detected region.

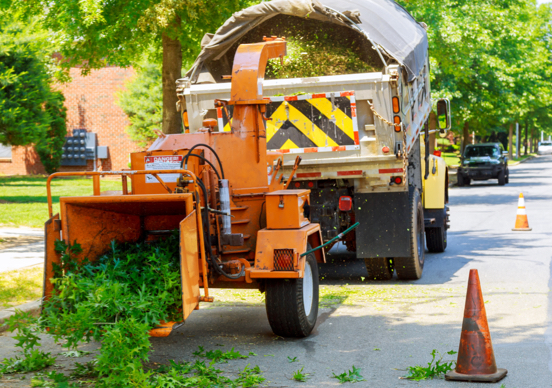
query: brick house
[{"left": 0, "top": 66, "right": 143, "bottom": 175}]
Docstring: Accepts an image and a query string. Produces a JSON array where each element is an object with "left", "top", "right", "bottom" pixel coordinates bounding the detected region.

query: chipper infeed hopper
[{"left": 44, "top": 38, "right": 325, "bottom": 338}]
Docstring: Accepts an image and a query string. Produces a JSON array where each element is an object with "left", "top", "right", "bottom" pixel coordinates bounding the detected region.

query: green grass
[
  {"left": 0, "top": 176, "right": 123, "bottom": 228},
  {"left": 0, "top": 266, "right": 43, "bottom": 309}
]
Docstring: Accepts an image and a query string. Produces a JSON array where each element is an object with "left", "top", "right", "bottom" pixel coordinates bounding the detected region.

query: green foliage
[
  {"left": 404, "top": 349, "right": 457, "bottom": 381},
  {"left": 42, "top": 236, "right": 183, "bottom": 350},
  {"left": 194, "top": 346, "right": 250, "bottom": 364},
  {"left": 0, "top": 311, "right": 56, "bottom": 374},
  {"left": 292, "top": 366, "right": 310, "bottom": 382},
  {"left": 117, "top": 62, "right": 162, "bottom": 147},
  {"left": 35, "top": 91, "right": 67, "bottom": 174},
  {"left": 31, "top": 371, "right": 80, "bottom": 388},
  {"left": 397, "top": 0, "right": 552, "bottom": 138},
  {"left": 266, "top": 36, "right": 375, "bottom": 79},
  {"left": 287, "top": 356, "right": 298, "bottom": 363},
  {"left": 0, "top": 8, "right": 66, "bottom": 164},
  {"left": 332, "top": 366, "right": 366, "bottom": 383}
]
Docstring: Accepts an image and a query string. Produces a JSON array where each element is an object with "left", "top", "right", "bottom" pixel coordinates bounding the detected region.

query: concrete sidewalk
[{"left": 0, "top": 227, "right": 44, "bottom": 273}]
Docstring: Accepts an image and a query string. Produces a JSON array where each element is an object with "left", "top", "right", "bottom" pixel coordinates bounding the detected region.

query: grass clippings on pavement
[
  {"left": 0, "top": 265, "right": 43, "bottom": 310},
  {"left": 0, "top": 176, "right": 123, "bottom": 228}
]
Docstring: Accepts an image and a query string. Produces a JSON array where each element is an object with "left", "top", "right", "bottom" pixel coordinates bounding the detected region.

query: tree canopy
[
  {"left": 0, "top": 8, "right": 67, "bottom": 173},
  {"left": 397, "top": 0, "right": 552, "bottom": 146}
]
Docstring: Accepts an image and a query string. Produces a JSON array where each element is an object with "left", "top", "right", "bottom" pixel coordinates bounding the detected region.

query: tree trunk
[
  {"left": 162, "top": 32, "right": 182, "bottom": 134},
  {"left": 462, "top": 121, "right": 469, "bottom": 154},
  {"left": 530, "top": 124, "right": 534, "bottom": 153},
  {"left": 508, "top": 123, "right": 513, "bottom": 160},
  {"left": 429, "top": 111, "right": 437, "bottom": 154},
  {"left": 524, "top": 119, "right": 528, "bottom": 156}
]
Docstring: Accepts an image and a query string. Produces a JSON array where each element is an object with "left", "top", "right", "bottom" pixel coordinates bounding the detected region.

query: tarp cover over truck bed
[{"left": 186, "top": 0, "right": 428, "bottom": 83}]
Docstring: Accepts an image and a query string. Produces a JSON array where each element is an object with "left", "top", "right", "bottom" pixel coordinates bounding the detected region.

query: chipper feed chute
[{"left": 44, "top": 37, "right": 325, "bottom": 339}]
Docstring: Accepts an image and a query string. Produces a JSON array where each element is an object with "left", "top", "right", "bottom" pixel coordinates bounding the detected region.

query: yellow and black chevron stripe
[{"left": 216, "top": 92, "right": 359, "bottom": 152}]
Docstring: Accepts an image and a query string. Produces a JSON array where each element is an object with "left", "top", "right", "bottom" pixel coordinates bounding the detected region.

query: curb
[{"left": 0, "top": 300, "right": 41, "bottom": 333}]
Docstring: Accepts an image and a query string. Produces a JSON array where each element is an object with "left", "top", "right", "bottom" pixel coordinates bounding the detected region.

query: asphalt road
[{"left": 1, "top": 156, "right": 551, "bottom": 387}]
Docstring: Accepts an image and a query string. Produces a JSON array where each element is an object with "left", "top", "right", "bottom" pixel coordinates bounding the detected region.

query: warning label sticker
[{"left": 144, "top": 155, "right": 182, "bottom": 183}]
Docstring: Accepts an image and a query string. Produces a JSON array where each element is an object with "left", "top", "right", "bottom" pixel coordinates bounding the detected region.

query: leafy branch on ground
[
  {"left": 0, "top": 311, "right": 56, "bottom": 375},
  {"left": 193, "top": 346, "right": 250, "bottom": 363},
  {"left": 287, "top": 356, "right": 298, "bottom": 363},
  {"left": 404, "top": 349, "right": 457, "bottom": 381},
  {"left": 292, "top": 366, "right": 310, "bottom": 382},
  {"left": 332, "top": 366, "right": 366, "bottom": 383}
]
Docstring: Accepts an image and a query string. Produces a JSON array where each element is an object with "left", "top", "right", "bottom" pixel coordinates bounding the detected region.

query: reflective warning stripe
[{"left": 217, "top": 91, "right": 360, "bottom": 154}]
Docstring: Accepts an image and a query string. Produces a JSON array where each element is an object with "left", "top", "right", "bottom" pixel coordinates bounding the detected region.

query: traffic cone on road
[
  {"left": 445, "top": 269, "right": 507, "bottom": 383},
  {"left": 512, "top": 193, "right": 532, "bottom": 231}
]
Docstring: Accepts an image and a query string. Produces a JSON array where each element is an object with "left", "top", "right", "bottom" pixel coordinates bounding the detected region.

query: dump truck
[
  {"left": 172, "top": 0, "right": 451, "bottom": 281},
  {"left": 45, "top": 38, "right": 329, "bottom": 338}
]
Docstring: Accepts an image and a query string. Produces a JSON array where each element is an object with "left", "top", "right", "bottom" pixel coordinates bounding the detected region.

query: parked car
[
  {"left": 457, "top": 143, "right": 509, "bottom": 186},
  {"left": 538, "top": 141, "right": 552, "bottom": 155}
]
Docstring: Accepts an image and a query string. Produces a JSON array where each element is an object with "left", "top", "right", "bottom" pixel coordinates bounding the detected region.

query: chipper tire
[
  {"left": 395, "top": 188, "right": 425, "bottom": 280},
  {"left": 364, "top": 258, "right": 394, "bottom": 280},
  {"left": 265, "top": 248, "right": 319, "bottom": 338}
]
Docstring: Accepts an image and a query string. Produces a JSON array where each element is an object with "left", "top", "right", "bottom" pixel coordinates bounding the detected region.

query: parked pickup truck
[
  {"left": 457, "top": 143, "right": 509, "bottom": 186},
  {"left": 169, "top": 0, "right": 452, "bottom": 280}
]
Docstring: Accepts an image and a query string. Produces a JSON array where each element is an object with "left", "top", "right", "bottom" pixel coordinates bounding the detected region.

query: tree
[
  {"left": 23, "top": 0, "right": 247, "bottom": 135},
  {"left": 398, "top": 0, "right": 552, "bottom": 153},
  {"left": 117, "top": 62, "right": 163, "bottom": 147},
  {"left": 0, "top": 8, "right": 67, "bottom": 173}
]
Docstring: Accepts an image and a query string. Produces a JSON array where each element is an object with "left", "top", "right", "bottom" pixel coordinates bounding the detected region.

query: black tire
[
  {"left": 265, "top": 247, "right": 319, "bottom": 337},
  {"left": 498, "top": 169, "right": 506, "bottom": 186},
  {"left": 395, "top": 189, "right": 425, "bottom": 280},
  {"left": 457, "top": 173, "right": 464, "bottom": 187},
  {"left": 465, "top": 177, "right": 471, "bottom": 186},
  {"left": 425, "top": 209, "right": 447, "bottom": 253},
  {"left": 364, "top": 258, "right": 394, "bottom": 280},
  {"left": 505, "top": 168, "right": 509, "bottom": 184}
]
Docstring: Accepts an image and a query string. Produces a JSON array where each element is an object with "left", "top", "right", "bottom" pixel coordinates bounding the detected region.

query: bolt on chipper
[{"left": 44, "top": 38, "right": 327, "bottom": 338}]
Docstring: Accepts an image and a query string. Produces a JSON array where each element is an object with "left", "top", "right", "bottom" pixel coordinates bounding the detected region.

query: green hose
[{"left": 300, "top": 222, "right": 360, "bottom": 257}]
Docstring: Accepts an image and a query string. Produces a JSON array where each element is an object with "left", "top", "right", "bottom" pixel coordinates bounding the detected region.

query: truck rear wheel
[
  {"left": 395, "top": 189, "right": 425, "bottom": 280},
  {"left": 425, "top": 209, "right": 447, "bottom": 253},
  {"left": 265, "top": 248, "right": 319, "bottom": 338},
  {"left": 364, "top": 258, "right": 394, "bottom": 280}
]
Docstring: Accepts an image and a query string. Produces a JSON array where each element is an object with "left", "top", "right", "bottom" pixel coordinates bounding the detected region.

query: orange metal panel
[
  {"left": 265, "top": 190, "right": 310, "bottom": 229},
  {"left": 180, "top": 210, "right": 200, "bottom": 321},
  {"left": 254, "top": 223, "right": 323, "bottom": 273},
  {"left": 60, "top": 194, "right": 194, "bottom": 261},
  {"left": 43, "top": 213, "right": 61, "bottom": 300},
  {"left": 248, "top": 269, "right": 301, "bottom": 279}
]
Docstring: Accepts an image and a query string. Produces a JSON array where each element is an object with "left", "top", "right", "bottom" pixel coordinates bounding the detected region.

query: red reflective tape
[
  {"left": 297, "top": 172, "right": 321, "bottom": 178},
  {"left": 312, "top": 93, "right": 326, "bottom": 99},
  {"left": 217, "top": 108, "right": 223, "bottom": 118},
  {"left": 284, "top": 96, "right": 298, "bottom": 101},
  {"left": 332, "top": 146, "right": 347, "bottom": 151},
  {"left": 379, "top": 168, "right": 403, "bottom": 174},
  {"left": 338, "top": 170, "right": 363, "bottom": 176},
  {"left": 278, "top": 149, "right": 290, "bottom": 154},
  {"left": 340, "top": 91, "right": 354, "bottom": 97},
  {"left": 304, "top": 148, "right": 318, "bottom": 153},
  {"left": 354, "top": 131, "right": 359, "bottom": 144},
  {"left": 351, "top": 102, "right": 357, "bottom": 117}
]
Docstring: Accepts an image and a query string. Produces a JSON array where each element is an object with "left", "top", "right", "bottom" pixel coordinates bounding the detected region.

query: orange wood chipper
[{"left": 44, "top": 38, "right": 326, "bottom": 338}]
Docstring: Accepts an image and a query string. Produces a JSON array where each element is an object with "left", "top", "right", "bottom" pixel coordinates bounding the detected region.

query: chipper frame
[{"left": 44, "top": 38, "right": 325, "bottom": 338}]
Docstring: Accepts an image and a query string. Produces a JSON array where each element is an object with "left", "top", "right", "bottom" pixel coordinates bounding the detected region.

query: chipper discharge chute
[{"left": 44, "top": 37, "right": 325, "bottom": 338}]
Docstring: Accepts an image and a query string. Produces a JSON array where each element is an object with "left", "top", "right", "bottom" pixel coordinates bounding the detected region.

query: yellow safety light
[{"left": 394, "top": 115, "right": 401, "bottom": 132}]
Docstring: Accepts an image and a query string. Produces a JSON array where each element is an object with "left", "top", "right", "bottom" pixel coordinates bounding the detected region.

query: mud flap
[
  {"left": 179, "top": 210, "right": 200, "bottom": 321},
  {"left": 43, "top": 213, "right": 61, "bottom": 301}
]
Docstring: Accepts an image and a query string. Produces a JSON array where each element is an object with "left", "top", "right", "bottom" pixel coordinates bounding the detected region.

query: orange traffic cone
[
  {"left": 445, "top": 269, "right": 507, "bottom": 382},
  {"left": 512, "top": 193, "right": 532, "bottom": 231}
]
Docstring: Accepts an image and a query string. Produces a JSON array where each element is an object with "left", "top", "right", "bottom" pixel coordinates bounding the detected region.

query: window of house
[{"left": 0, "top": 143, "right": 12, "bottom": 160}]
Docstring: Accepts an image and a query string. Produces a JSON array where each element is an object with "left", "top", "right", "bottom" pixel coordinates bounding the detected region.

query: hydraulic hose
[
  {"left": 195, "top": 178, "right": 244, "bottom": 280},
  {"left": 181, "top": 144, "right": 225, "bottom": 179},
  {"left": 300, "top": 222, "right": 360, "bottom": 257},
  {"left": 182, "top": 153, "right": 221, "bottom": 181}
]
